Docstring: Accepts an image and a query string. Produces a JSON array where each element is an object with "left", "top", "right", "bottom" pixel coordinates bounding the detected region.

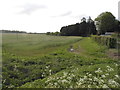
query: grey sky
[
  {"left": 118, "top": 1, "right": 120, "bottom": 21},
  {"left": 19, "top": 3, "right": 47, "bottom": 15},
  {"left": 0, "top": 0, "right": 119, "bottom": 33},
  {"left": 51, "top": 11, "right": 72, "bottom": 17}
]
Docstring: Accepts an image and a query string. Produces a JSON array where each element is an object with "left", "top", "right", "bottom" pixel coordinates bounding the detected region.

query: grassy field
[
  {"left": 2, "top": 33, "right": 120, "bottom": 88},
  {"left": 2, "top": 33, "right": 81, "bottom": 56}
]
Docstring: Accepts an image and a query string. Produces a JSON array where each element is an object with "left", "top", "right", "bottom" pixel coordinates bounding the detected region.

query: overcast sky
[{"left": 0, "top": 0, "right": 119, "bottom": 33}]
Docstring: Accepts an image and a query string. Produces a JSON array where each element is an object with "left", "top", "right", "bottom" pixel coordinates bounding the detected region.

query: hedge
[{"left": 91, "top": 35, "right": 117, "bottom": 48}]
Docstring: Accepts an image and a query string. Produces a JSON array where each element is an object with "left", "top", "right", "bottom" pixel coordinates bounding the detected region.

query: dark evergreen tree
[
  {"left": 87, "top": 17, "right": 97, "bottom": 35},
  {"left": 60, "top": 17, "right": 97, "bottom": 36}
]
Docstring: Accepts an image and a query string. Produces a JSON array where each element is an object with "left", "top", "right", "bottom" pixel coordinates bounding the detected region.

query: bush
[
  {"left": 91, "top": 35, "right": 117, "bottom": 48},
  {"left": 46, "top": 32, "right": 60, "bottom": 36}
]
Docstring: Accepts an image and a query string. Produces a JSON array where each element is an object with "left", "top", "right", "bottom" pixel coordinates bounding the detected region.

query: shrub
[{"left": 91, "top": 35, "right": 117, "bottom": 48}]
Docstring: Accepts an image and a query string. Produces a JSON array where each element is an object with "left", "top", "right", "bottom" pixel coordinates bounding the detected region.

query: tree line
[
  {"left": 0, "top": 30, "right": 27, "bottom": 33},
  {"left": 60, "top": 17, "right": 97, "bottom": 36},
  {"left": 47, "top": 12, "right": 120, "bottom": 36}
]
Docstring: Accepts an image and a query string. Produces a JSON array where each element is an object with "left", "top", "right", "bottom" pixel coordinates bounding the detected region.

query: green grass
[
  {"left": 19, "top": 37, "right": 119, "bottom": 88},
  {"left": 2, "top": 33, "right": 81, "bottom": 56},
  {"left": 2, "top": 33, "right": 119, "bottom": 88},
  {"left": 20, "top": 64, "right": 119, "bottom": 88}
]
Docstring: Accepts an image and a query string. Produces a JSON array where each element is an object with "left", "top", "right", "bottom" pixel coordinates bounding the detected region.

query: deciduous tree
[{"left": 95, "top": 12, "right": 116, "bottom": 34}]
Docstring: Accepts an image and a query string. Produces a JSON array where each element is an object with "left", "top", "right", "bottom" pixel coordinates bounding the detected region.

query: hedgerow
[{"left": 91, "top": 35, "right": 117, "bottom": 48}]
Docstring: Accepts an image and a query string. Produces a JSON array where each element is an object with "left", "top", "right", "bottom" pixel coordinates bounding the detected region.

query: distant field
[{"left": 2, "top": 33, "right": 82, "bottom": 56}]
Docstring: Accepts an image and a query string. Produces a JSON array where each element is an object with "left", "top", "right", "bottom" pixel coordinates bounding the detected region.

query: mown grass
[{"left": 2, "top": 33, "right": 119, "bottom": 88}]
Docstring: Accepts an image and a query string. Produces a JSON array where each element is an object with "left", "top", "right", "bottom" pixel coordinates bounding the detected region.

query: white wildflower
[
  {"left": 106, "top": 66, "right": 114, "bottom": 71},
  {"left": 100, "top": 79, "right": 104, "bottom": 83},
  {"left": 84, "top": 76, "right": 87, "bottom": 80},
  {"left": 102, "top": 84, "right": 109, "bottom": 88},
  {"left": 105, "top": 73, "right": 109, "bottom": 76},
  {"left": 88, "top": 78, "right": 92, "bottom": 81},
  {"left": 101, "top": 75, "right": 106, "bottom": 78},
  {"left": 63, "top": 72, "right": 68, "bottom": 76},
  {"left": 76, "top": 81, "right": 82, "bottom": 86},
  {"left": 59, "top": 76, "right": 63, "bottom": 79},
  {"left": 14, "top": 65, "right": 17, "bottom": 71},
  {"left": 98, "top": 68, "right": 101, "bottom": 70},
  {"left": 95, "top": 68, "right": 103, "bottom": 73},
  {"left": 108, "top": 68, "right": 114, "bottom": 71},
  {"left": 3, "top": 79, "right": 6, "bottom": 83},
  {"left": 68, "top": 73, "right": 71, "bottom": 76},
  {"left": 98, "top": 79, "right": 104, "bottom": 84},
  {"left": 88, "top": 85, "right": 91, "bottom": 88},
  {"left": 93, "top": 82, "right": 97, "bottom": 85},
  {"left": 54, "top": 82, "right": 58, "bottom": 86},
  {"left": 49, "top": 70, "right": 52, "bottom": 75},
  {"left": 46, "top": 66, "right": 49, "bottom": 69},
  {"left": 108, "top": 79, "right": 120, "bottom": 87},
  {"left": 49, "top": 70, "right": 52, "bottom": 72},
  {"left": 71, "top": 74, "right": 75, "bottom": 77},
  {"left": 42, "top": 74, "right": 44, "bottom": 77},
  {"left": 48, "top": 83, "right": 53, "bottom": 86},
  {"left": 106, "top": 66, "right": 110, "bottom": 68},
  {"left": 86, "top": 73, "right": 89, "bottom": 75},
  {"left": 88, "top": 74, "right": 92, "bottom": 77},
  {"left": 58, "top": 80, "right": 61, "bottom": 83},
  {"left": 115, "top": 75, "right": 119, "bottom": 78},
  {"left": 79, "top": 78, "right": 84, "bottom": 82},
  {"left": 114, "top": 63, "right": 118, "bottom": 66},
  {"left": 96, "top": 86, "right": 99, "bottom": 88},
  {"left": 69, "top": 85, "right": 73, "bottom": 88},
  {"left": 93, "top": 77, "right": 99, "bottom": 81},
  {"left": 67, "top": 76, "right": 72, "bottom": 80},
  {"left": 61, "top": 79, "right": 68, "bottom": 83}
]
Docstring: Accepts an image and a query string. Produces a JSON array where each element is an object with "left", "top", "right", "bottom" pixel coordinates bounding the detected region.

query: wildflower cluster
[
  {"left": 42, "top": 65, "right": 52, "bottom": 77},
  {"left": 42, "top": 65, "right": 120, "bottom": 88}
]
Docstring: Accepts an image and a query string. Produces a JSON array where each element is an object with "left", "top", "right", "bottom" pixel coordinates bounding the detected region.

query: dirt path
[
  {"left": 69, "top": 45, "right": 119, "bottom": 60},
  {"left": 68, "top": 45, "right": 85, "bottom": 55},
  {"left": 73, "top": 45, "right": 85, "bottom": 54}
]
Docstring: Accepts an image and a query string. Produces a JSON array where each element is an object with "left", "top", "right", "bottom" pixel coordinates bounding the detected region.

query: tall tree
[
  {"left": 114, "top": 20, "right": 120, "bottom": 33},
  {"left": 95, "top": 12, "right": 116, "bottom": 34},
  {"left": 87, "top": 17, "right": 97, "bottom": 35}
]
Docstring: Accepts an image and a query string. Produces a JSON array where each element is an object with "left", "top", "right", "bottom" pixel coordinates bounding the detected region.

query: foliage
[
  {"left": 46, "top": 31, "right": 60, "bottom": 36},
  {"left": 19, "top": 37, "right": 119, "bottom": 88},
  {"left": 95, "top": 12, "right": 117, "bottom": 34},
  {"left": 20, "top": 64, "right": 119, "bottom": 88},
  {"left": 0, "top": 30, "right": 26, "bottom": 33},
  {"left": 91, "top": 35, "right": 117, "bottom": 48},
  {"left": 60, "top": 17, "right": 97, "bottom": 36},
  {"left": 2, "top": 34, "right": 119, "bottom": 88},
  {"left": 2, "top": 33, "right": 82, "bottom": 88},
  {"left": 114, "top": 20, "right": 120, "bottom": 33}
]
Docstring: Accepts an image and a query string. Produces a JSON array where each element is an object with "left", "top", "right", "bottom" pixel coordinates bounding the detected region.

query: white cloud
[
  {"left": 18, "top": 3, "right": 47, "bottom": 15},
  {"left": 51, "top": 11, "right": 72, "bottom": 17}
]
